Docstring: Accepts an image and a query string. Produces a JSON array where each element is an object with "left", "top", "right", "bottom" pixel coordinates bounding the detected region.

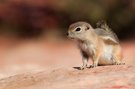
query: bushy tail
[
  {"left": 96, "top": 20, "right": 112, "bottom": 32},
  {"left": 96, "top": 20, "right": 120, "bottom": 43}
]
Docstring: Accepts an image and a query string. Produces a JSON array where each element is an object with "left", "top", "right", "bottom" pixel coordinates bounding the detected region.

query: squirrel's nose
[{"left": 66, "top": 32, "right": 69, "bottom": 36}]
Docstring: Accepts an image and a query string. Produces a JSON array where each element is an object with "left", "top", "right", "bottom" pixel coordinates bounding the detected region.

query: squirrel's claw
[
  {"left": 80, "top": 65, "right": 87, "bottom": 70},
  {"left": 114, "top": 62, "right": 125, "bottom": 65},
  {"left": 89, "top": 64, "right": 97, "bottom": 68}
]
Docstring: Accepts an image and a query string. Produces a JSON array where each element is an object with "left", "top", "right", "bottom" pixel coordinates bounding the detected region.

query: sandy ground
[{"left": 0, "top": 37, "right": 135, "bottom": 89}]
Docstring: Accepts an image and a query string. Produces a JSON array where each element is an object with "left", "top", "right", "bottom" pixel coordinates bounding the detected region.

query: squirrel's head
[{"left": 67, "top": 21, "right": 94, "bottom": 40}]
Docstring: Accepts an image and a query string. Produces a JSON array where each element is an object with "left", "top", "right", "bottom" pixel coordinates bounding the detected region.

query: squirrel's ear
[
  {"left": 86, "top": 25, "right": 92, "bottom": 30},
  {"left": 86, "top": 26, "right": 90, "bottom": 30},
  {"left": 85, "top": 23, "right": 93, "bottom": 30}
]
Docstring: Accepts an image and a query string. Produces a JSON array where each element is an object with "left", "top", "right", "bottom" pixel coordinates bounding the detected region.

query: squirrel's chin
[
  {"left": 69, "top": 38, "right": 74, "bottom": 39},
  {"left": 68, "top": 36, "right": 75, "bottom": 39}
]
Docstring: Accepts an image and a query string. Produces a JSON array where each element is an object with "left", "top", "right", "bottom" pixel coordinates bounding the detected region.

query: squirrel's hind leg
[{"left": 112, "top": 46, "right": 125, "bottom": 65}]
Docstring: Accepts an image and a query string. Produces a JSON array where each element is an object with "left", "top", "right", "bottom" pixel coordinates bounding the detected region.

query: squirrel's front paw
[
  {"left": 80, "top": 66, "right": 86, "bottom": 70},
  {"left": 89, "top": 64, "right": 97, "bottom": 68}
]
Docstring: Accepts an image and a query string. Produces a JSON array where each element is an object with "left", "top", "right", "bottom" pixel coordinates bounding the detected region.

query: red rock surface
[
  {"left": 0, "top": 38, "right": 135, "bottom": 89},
  {"left": 0, "top": 65, "right": 135, "bottom": 89}
]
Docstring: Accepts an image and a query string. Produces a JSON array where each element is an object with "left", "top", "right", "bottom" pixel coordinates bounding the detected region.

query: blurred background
[{"left": 0, "top": 0, "right": 135, "bottom": 78}]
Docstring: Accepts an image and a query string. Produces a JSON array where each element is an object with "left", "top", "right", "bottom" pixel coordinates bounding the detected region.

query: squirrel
[{"left": 67, "top": 21, "right": 125, "bottom": 70}]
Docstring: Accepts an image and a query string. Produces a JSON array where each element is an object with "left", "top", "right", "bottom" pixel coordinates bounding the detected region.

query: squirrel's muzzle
[{"left": 66, "top": 32, "right": 69, "bottom": 36}]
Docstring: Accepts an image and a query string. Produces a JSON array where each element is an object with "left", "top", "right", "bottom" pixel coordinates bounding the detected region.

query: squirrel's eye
[{"left": 75, "top": 28, "right": 81, "bottom": 31}]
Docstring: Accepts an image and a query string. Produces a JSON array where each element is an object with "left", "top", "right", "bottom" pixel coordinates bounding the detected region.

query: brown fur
[{"left": 67, "top": 21, "right": 124, "bottom": 70}]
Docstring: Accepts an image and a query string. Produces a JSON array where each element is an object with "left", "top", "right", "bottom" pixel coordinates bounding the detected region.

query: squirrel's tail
[
  {"left": 96, "top": 20, "right": 120, "bottom": 43},
  {"left": 96, "top": 20, "right": 111, "bottom": 32}
]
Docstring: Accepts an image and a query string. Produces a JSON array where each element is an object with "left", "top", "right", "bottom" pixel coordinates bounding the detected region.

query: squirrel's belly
[{"left": 98, "top": 45, "right": 114, "bottom": 65}]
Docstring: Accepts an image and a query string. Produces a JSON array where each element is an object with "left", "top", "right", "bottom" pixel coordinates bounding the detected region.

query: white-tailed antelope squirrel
[{"left": 67, "top": 21, "right": 125, "bottom": 70}]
